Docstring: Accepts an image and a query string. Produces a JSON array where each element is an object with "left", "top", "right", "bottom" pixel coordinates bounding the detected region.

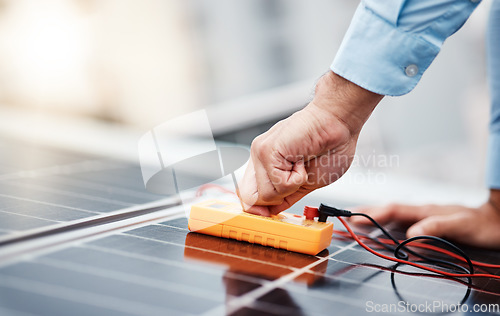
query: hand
[
  {"left": 350, "top": 190, "right": 500, "bottom": 248},
  {"left": 239, "top": 71, "right": 383, "bottom": 216}
]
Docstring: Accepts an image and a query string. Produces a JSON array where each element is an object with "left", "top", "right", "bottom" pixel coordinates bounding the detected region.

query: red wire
[
  {"left": 332, "top": 229, "right": 500, "bottom": 269},
  {"left": 337, "top": 217, "right": 500, "bottom": 280},
  {"left": 195, "top": 185, "right": 500, "bottom": 275}
]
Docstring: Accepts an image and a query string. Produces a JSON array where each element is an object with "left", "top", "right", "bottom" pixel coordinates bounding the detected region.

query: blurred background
[{"left": 0, "top": 0, "right": 492, "bottom": 204}]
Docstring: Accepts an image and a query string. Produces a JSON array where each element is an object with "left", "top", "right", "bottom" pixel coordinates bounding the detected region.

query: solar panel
[
  {"left": 0, "top": 138, "right": 168, "bottom": 243},
  {"left": 2, "top": 215, "right": 499, "bottom": 315},
  {"left": 0, "top": 137, "right": 499, "bottom": 315}
]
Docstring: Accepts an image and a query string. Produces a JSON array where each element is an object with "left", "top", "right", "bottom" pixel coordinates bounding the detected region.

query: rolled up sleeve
[{"left": 331, "top": 0, "right": 481, "bottom": 96}]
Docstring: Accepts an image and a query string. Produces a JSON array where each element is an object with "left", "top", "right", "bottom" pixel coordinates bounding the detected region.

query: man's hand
[
  {"left": 239, "top": 71, "right": 383, "bottom": 216},
  {"left": 350, "top": 189, "right": 500, "bottom": 248}
]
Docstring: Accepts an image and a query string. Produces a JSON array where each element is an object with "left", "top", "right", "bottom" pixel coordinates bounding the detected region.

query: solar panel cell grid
[
  {"left": 1, "top": 212, "right": 498, "bottom": 316},
  {"left": 0, "top": 138, "right": 499, "bottom": 315},
  {"left": 0, "top": 140, "right": 165, "bottom": 242}
]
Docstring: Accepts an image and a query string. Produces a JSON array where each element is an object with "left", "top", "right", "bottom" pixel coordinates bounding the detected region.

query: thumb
[{"left": 406, "top": 213, "right": 470, "bottom": 242}]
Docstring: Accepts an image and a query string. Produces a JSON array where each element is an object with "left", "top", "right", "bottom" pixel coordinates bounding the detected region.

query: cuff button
[{"left": 405, "top": 64, "right": 419, "bottom": 77}]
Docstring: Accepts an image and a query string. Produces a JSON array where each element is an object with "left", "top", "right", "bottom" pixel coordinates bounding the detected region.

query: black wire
[
  {"left": 390, "top": 262, "right": 472, "bottom": 315},
  {"left": 350, "top": 213, "right": 410, "bottom": 260},
  {"left": 334, "top": 229, "right": 405, "bottom": 254},
  {"left": 349, "top": 233, "right": 493, "bottom": 274},
  {"left": 349, "top": 212, "right": 445, "bottom": 263},
  {"left": 317, "top": 204, "right": 474, "bottom": 276},
  {"left": 338, "top": 229, "right": 474, "bottom": 276},
  {"left": 345, "top": 213, "right": 474, "bottom": 276},
  {"left": 395, "top": 236, "right": 474, "bottom": 275}
]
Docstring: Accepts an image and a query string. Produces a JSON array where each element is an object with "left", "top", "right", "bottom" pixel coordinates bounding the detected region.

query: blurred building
[
  {"left": 186, "top": 0, "right": 356, "bottom": 102},
  {"left": 0, "top": 0, "right": 493, "bottom": 190},
  {"left": 0, "top": 0, "right": 355, "bottom": 127},
  {"left": 0, "top": 0, "right": 203, "bottom": 125}
]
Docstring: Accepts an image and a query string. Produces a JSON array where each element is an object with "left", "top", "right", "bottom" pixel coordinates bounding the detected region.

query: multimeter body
[{"left": 188, "top": 199, "right": 333, "bottom": 255}]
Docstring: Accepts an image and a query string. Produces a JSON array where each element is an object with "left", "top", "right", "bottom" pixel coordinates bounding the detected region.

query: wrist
[{"left": 313, "top": 71, "right": 383, "bottom": 135}]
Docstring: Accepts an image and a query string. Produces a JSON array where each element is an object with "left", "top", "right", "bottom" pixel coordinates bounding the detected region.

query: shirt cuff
[
  {"left": 487, "top": 132, "right": 500, "bottom": 190},
  {"left": 331, "top": 3, "right": 440, "bottom": 96}
]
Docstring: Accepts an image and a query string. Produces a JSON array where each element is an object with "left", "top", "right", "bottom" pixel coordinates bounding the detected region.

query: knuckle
[
  {"left": 251, "top": 135, "right": 272, "bottom": 157},
  {"left": 251, "top": 135, "right": 264, "bottom": 150}
]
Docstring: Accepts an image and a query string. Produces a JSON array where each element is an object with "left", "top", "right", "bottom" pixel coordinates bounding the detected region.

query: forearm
[{"left": 313, "top": 71, "right": 383, "bottom": 136}]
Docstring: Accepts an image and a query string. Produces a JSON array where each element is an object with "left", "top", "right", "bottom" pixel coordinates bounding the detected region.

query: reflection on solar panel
[{"left": 0, "top": 137, "right": 499, "bottom": 315}]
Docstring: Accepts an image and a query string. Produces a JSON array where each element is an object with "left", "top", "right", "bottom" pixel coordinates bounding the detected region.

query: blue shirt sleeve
[
  {"left": 331, "top": 0, "right": 481, "bottom": 96},
  {"left": 487, "top": 0, "right": 500, "bottom": 190}
]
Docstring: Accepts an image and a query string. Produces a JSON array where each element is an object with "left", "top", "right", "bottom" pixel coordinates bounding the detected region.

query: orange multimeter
[{"left": 188, "top": 199, "right": 333, "bottom": 255}]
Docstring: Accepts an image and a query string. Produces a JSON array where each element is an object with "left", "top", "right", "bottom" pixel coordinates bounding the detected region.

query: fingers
[
  {"left": 406, "top": 205, "right": 500, "bottom": 248},
  {"left": 238, "top": 158, "right": 260, "bottom": 207},
  {"left": 349, "top": 204, "right": 420, "bottom": 225},
  {"left": 240, "top": 131, "right": 309, "bottom": 207},
  {"left": 241, "top": 156, "right": 307, "bottom": 207},
  {"left": 406, "top": 212, "right": 473, "bottom": 243},
  {"left": 242, "top": 188, "right": 311, "bottom": 217},
  {"left": 239, "top": 103, "right": 356, "bottom": 214},
  {"left": 349, "top": 203, "right": 500, "bottom": 248},
  {"left": 350, "top": 204, "right": 464, "bottom": 226},
  {"left": 349, "top": 203, "right": 483, "bottom": 247},
  {"left": 243, "top": 204, "right": 272, "bottom": 217},
  {"left": 267, "top": 188, "right": 312, "bottom": 215},
  {"left": 238, "top": 157, "right": 306, "bottom": 215},
  {"left": 251, "top": 140, "right": 308, "bottom": 205}
]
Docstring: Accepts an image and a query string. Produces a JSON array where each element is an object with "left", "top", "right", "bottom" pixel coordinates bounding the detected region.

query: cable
[
  {"left": 333, "top": 229, "right": 401, "bottom": 253},
  {"left": 394, "top": 235, "right": 474, "bottom": 274},
  {"left": 349, "top": 214, "right": 474, "bottom": 274},
  {"left": 312, "top": 204, "right": 500, "bottom": 279},
  {"left": 331, "top": 229, "right": 500, "bottom": 273},
  {"left": 317, "top": 204, "right": 475, "bottom": 273},
  {"left": 196, "top": 184, "right": 499, "bottom": 279},
  {"left": 389, "top": 262, "right": 472, "bottom": 310},
  {"left": 337, "top": 216, "right": 500, "bottom": 280}
]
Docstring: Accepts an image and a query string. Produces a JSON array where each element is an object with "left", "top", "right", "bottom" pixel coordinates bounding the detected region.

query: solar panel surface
[
  {"left": 0, "top": 137, "right": 499, "bottom": 316},
  {"left": 0, "top": 138, "right": 166, "bottom": 242}
]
